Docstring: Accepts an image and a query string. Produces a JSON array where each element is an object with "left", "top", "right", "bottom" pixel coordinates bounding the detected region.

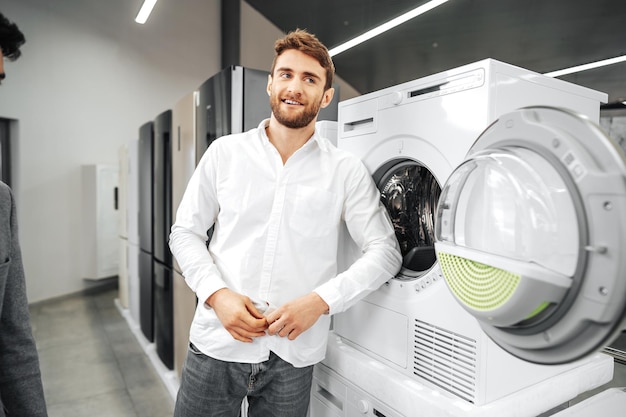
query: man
[
  {"left": 170, "top": 29, "right": 401, "bottom": 417},
  {"left": 0, "top": 12, "right": 25, "bottom": 84},
  {"left": 0, "top": 13, "right": 48, "bottom": 417}
]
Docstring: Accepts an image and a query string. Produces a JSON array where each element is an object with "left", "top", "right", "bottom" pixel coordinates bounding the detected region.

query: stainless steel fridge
[
  {"left": 153, "top": 109, "right": 174, "bottom": 370},
  {"left": 195, "top": 65, "right": 270, "bottom": 163},
  {"left": 137, "top": 121, "right": 154, "bottom": 342}
]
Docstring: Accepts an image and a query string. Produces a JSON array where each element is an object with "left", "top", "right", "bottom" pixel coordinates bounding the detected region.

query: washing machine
[{"left": 324, "top": 59, "right": 616, "bottom": 414}]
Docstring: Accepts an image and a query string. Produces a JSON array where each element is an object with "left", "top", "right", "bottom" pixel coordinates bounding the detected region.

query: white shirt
[{"left": 169, "top": 119, "right": 401, "bottom": 367}]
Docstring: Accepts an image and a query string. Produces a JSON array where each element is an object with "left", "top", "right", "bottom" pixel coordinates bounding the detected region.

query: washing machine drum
[
  {"left": 434, "top": 106, "right": 626, "bottom": 364},
  {"left": 375, "top": 160, "right": 441, "bottom": 279}
]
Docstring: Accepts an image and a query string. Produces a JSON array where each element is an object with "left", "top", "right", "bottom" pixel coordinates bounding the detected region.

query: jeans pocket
[{"left": 188, "top": 342, "right": 204, "bottom": 356}]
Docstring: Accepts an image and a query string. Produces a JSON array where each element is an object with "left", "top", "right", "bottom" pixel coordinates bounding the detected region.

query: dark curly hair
[
  {"left": 271, "top": 29, "right": 335, "bottom": 91},
  {"left": 0, "top": 12, "right": 26, "bottom": 61}
]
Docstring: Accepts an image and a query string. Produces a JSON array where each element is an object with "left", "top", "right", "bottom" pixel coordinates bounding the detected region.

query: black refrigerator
[
  {"left": 192, "top": 66, "right": 272, "bottom": 246},
  {"left": 195, "top": 66, "right": 270, "bottom": 163},
  {"left": 153, "top": 109, "right": 174, "bottom": 370},
  {"left": 137, "top": 121, "right": 154, "bottom": 342}
]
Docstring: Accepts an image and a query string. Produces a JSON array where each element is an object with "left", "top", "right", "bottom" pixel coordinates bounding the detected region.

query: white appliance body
[
  {"left": 552, "top": 388, "right": 626, "bottom": 417},
  {"left": 126, "top": 137, "right": 141, "bottom": 326},
  {"left": 118, "top": 144, "right": 129, "bottom": 308},
  {"left": 315, "top": 120, "right": 339, "bottom": 147},
  {"left": 313, "top": 335, "right": 613, "bottom": 417},
  {"left": 330, "top": 59, "right": 609, "bottom": 407},
  {"left": 80, "top": 164, "right": 119, "bottom": 280}
]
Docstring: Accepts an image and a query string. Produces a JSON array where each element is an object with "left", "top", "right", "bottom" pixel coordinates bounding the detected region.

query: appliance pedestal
[{"left": 311, "top": 334, "right": 614, "bottom": 417}]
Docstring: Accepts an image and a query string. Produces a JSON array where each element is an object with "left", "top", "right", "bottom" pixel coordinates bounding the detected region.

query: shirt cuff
[
  {"left": 314, "top": 284, "right": 343, "bottom": 316},
  {"left": 195, "top": 277, "right": 228, "bottom": 307}
]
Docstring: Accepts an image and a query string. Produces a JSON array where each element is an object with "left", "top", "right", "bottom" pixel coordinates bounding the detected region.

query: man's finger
[{"left": 245, "top": 300, "right": 266, "bottom": 320}]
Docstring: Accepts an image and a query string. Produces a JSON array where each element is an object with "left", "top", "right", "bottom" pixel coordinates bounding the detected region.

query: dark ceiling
[{"left": 245, "top": 0, "right": 626, "bottom": 105}]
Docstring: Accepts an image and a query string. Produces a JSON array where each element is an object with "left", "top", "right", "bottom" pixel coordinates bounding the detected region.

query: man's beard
[{"left": 270, "top": 94, "right": 322, "bottom": 129}]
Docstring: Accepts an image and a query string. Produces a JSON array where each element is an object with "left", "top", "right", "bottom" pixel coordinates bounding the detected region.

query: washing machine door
[
  {"left": 434, "top": 106, "right": 626, "bottom": 364},
  {"left": 374, "top": 159, "right": 441, "bottom": 280}
]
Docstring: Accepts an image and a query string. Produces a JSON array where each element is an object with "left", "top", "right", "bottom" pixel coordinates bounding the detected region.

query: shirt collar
[{"left": 257, "top": 119, "right": 330, "bottom": 153}]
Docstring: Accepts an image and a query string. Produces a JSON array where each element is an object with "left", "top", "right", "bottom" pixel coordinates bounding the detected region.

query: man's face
[{"left": 267, "top": 49, "right": 334, "bottom": 129}]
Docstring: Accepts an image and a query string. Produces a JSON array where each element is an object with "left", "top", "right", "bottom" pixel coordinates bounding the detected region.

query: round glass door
[
  {"left": 436, "top": 147, "right": 581, "bottom": 328},
  {"left": 435, "top": 106, "right": 626, "bottom": 364},
  {"left": 374, "top": 159, "right": 441, "bottom": 280}
]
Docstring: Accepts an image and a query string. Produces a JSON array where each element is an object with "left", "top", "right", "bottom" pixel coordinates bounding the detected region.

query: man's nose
[{"left": 287, "top": 78, "right": 303, "bottom": 94}]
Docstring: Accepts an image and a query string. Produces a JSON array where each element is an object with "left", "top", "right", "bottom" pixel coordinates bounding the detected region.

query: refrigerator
[
  {"left": 126, "top": 138, "right": 141, "bottom": 327},
  {"left": 137, "top": 121, "right": 154, "bottom": 342},
  {"left": 153, "top": 109, "right": 174, "bottom": 370},
  {"left": 172, "top": 91, "right": 199, "bottom": 378},
  {"left": 117, "top": 144, "right": 129, "bottom": 309},
  {"left": 195, "top": 66, "right": 270, "bottom": 162},
  {"left": 80, "top": 164, "right": 119, "bottom": 280}
]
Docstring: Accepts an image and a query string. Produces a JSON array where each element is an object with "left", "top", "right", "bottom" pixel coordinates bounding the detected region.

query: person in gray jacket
[
  {"left": 0, "top": 12, "right": 48, "bottom": 417},
  {"left": 0, "top": 181, "right": 47, "bottom": 416}
]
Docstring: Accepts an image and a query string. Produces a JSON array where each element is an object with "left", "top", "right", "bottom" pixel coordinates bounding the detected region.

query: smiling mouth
[{"left": 282, "top": 98, "right": 303, "bottom": 105}]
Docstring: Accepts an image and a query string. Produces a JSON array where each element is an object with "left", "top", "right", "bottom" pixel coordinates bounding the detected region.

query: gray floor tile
[
  {"left": 39, "top": 341, "right": 125, "bottom": 405},
  {"left": 47, "top": 389, "right": 138, "bottom": 417},
  {"left": 31, "top": 305, "right": 107, "bottom": 350},
  {"left": 128, "top": 381, "right": 176, "bottom": 417},
  {"left": 31, "top": 286, "right": 175, "bottom": 417}
]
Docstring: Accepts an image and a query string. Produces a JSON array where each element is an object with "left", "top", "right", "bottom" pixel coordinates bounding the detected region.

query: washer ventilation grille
[{"left": 413, "top": 320, "right": 478, "bottom": 403}]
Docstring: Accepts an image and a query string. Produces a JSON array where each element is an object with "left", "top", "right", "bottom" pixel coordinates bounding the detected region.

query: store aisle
[{"left": 29, "top": 285, "right": 175, "bottom": 417}]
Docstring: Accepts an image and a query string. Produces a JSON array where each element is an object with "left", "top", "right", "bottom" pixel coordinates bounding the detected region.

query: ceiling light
[
  {"left": 135, "top": 0, "right": 158, "bottom": 24},
  {"left": 544, "top": 54, "right": 626, "bottom": 78},
  {"left": 328, "top": 0, "right": 450, "bottom": 57}
]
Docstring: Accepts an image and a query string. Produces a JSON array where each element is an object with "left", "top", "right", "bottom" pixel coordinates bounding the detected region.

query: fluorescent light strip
[
  {"left": 328, "top": 0, "right": 449, "bottom": 57},
  {"left": 135, "top": 0, "right": 158, "bottom": 24},
  {"left": 544, "top": 54, "right": 626, "bottom": 77}
]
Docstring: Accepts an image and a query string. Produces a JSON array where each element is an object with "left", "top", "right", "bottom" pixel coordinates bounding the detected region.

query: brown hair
[{"left": 270, "top": 29, "right": 335, "bottom": 91}]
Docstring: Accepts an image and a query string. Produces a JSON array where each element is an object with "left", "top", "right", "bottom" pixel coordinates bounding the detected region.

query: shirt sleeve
[
  {"left": 314, "top": 158, "right": 402, "bottom": 315},
  {"left": 168, "top": 146, "right": 226, "bottom": 306}
]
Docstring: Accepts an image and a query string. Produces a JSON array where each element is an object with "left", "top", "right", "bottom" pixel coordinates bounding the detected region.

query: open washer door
[{"left": 435, "top": 106, "right": 626, "bottom": 364}]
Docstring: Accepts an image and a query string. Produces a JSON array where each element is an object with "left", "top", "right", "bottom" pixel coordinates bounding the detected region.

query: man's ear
[
  {"left": 320, "top": 87, "right": 335, "bottom": 109},
  {"left": 266, "top": 74, "right": 272, "bottom": 96}
]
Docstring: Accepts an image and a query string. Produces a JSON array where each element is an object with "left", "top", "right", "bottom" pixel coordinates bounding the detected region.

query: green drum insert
[{"left": 438, "top": 252, "right": 520, "bottom": 311}]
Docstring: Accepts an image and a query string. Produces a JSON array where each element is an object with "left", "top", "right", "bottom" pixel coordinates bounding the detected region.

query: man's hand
[
  {"left": 266, "top": 293, "right": 329, "bottom": 340},
  {"left": 206, "top": 288, "right": 268, "bottom": 343}
]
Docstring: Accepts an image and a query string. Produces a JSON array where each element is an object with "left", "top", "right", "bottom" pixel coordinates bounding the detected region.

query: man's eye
[
  {"left": 280, "top": 73, "right": 291, "bottom": 79},
  {"left": 305, "top": 78, "right": 315, "bottom": 84}
]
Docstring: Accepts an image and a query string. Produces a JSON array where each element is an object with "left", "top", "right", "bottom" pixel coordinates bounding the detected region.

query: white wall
[{"left": 0, "top": 0, "right": 222, "bottom": 302}]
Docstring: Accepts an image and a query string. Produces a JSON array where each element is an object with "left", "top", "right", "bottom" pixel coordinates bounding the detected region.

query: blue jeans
[{"left": 174, "top": 343, "right": 314, "bottom": 417}]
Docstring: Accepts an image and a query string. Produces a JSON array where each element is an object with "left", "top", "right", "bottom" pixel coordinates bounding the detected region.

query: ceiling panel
[{"left": 246, "top": 0, "right": 626, "bottom": 104}]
